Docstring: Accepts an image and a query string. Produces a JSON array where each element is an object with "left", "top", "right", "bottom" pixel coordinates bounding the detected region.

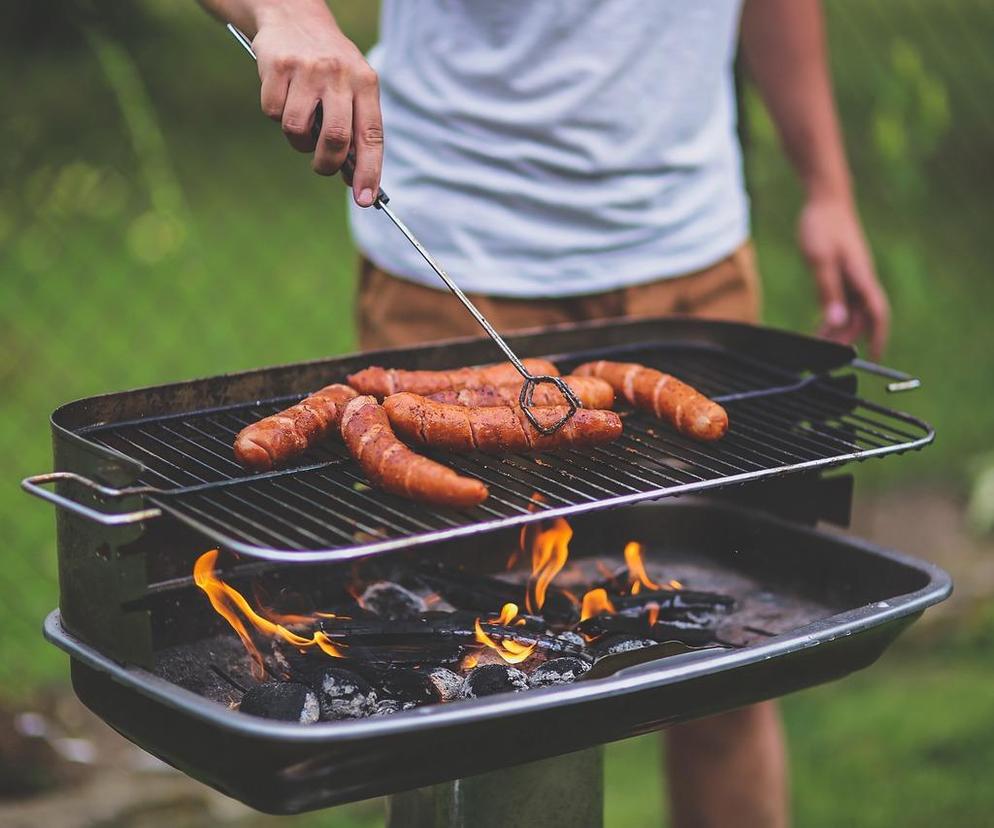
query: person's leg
[
  {"left": 665, "top": 701, "right": 788, "bottom": 828},
  {"left": 626, "top": 243, "right": 787, "bottom": 828}
]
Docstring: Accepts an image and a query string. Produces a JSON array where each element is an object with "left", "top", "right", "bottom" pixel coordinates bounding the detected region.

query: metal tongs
[{"left": 227, "top": 25, "right": 581, "bottom": 434}]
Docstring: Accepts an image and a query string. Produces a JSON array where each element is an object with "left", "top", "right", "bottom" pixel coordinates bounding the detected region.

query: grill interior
[{"left": 76, "top": 342, "right": 932, "bottom": 561}]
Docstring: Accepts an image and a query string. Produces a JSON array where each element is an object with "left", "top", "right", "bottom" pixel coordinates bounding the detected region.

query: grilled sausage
[
  {"left": 340, "top": 396, "right": 489, "bottom": 508},
  {"left": 574, "top": 360, "right": 728, "bottom": 442},
  {"left": 234, "top": 384, "right": 358, "bottom": 471},
  {"left": 427, "top": 376, "right": 615, "bottom": 410},
  {"left": 347, "top": 359, "right": 559, "bottom": 399},
  {"left": 382, "top": 393, "right": 623, "bottom": 453}
]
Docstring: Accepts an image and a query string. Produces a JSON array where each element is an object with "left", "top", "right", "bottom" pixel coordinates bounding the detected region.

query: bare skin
[
  {"left": 742, "top": 0, "right": 890, "bottom": 358},
  {"left": 198, "top": 0, "right": 383, "bottom": 206}
]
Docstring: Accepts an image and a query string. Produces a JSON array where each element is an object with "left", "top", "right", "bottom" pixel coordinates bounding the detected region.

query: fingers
[
  {"left": 843, "top": 249, "right": 891, "bottom": 360},
  {"left": 281, "top": 77, "right": 321, "bottom": 153},
  {"left": 259, "top": 62, "right": 290, "bottom": 124},
  {"left": 312, "top": 88, "right": 352, "bottom": 176},
  {"left": 813, "top": 259, "right": 850, "bottom": 340},
  {"left": 351, "top": 70, "right": 384, "bottom": 206}
]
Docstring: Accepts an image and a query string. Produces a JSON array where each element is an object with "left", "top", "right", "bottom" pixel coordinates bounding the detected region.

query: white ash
[
  {"left": 556, "top": 631, "right": 585, "bottom": 648},
  {"left": 528, "top": 657, "right": 590, "bottom": 688},
  {"left": 427, "top": 668, "right": 463, "bottom": 702},
  {"left": 372, "top": 699, "right": 417, "bottom": 716},
  {"left": 600, "top": 637, "right": 656, "bottom": 657},
  {"left": 317, "top": 669, "right": 378, "bottom": 720}
]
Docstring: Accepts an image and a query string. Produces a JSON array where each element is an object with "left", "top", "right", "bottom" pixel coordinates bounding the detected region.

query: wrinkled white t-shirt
[{"left": 348, "top": 0, "right": 749, "bottom": 298}]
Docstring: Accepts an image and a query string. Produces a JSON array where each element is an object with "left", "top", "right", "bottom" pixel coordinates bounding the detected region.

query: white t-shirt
[{"left": 348, "top": 0, "right": 749, "bottom": 298}]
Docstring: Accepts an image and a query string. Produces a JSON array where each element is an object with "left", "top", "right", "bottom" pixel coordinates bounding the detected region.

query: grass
[{"left": 1, "top": 1, "right": 993, "bottom": 824}]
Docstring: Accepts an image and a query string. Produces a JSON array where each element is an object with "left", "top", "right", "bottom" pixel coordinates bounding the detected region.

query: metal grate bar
[{"left": 74, "top": 341, "right": 932, "bottom": 561}]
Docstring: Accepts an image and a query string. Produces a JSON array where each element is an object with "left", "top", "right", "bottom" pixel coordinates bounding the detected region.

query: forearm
[
  {"left": 740, "top": 0, "right": 852, "bottom": 202},
  {"left": 197, "top": 0, "right": 335, "bottom": 38}
]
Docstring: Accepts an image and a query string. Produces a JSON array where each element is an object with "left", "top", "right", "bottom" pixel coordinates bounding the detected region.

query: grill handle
[
  {"left": 21, "top": 472, "right": 162, "bottom": 526},
  {"left": 850, "top": 358, "right": 922, "bottom": 393}
]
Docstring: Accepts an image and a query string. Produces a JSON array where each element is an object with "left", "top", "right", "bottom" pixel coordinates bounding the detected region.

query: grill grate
[{"left": 78, "top": 344, "right": 931, "bottom": 561}]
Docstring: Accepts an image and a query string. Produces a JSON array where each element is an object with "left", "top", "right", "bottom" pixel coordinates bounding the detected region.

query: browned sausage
[
  {"left": 340, "top": 396, "right": 489, "bottom": 508},
  {"left": 574, "top": 360, "right": 728, "bottom": 441},
  {"left": 427, "top": 376, "right": 615, "bottom": 410},
  {"left": 382, "top": 393, "right": 623, "bottom": 453},
  {"left": 234, "top": 384, "right": 358, "bottom": 471},
  {"left": 347, "top": 358, "right": 559, "bottom": 398}
]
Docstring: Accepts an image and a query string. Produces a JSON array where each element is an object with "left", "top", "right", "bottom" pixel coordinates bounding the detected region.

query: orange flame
[
  {"left": 580, "top": 588, "right": 616, "bottom": 622},
  {"left": 194, "top": 550, "right": 346, "bottom": 679},
  {"left": 469, "top": 602, "right": 537, "bottom": 665},
  {"left": 646, "top": 601, "right": 660, "bottom": 627},
  {"left": 525, "top": 518, "right": 572, "bottom": 613},
  {"left": 624, "top": 541, "right": 661, "bottom": 594}
]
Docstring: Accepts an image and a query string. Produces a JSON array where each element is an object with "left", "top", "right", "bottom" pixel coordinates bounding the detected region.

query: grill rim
[{"left": 43, "top": 501, "right": 951, "bottom": 742}]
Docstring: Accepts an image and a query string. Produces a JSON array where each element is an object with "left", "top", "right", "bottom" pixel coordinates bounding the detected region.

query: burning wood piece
[
  {"left": 416, "top": 563, "right": 578, "bottom": 626},
  {"left": 610, "top": 588, "right": 734, "bottom": 614},
  {"left": 460, "top": 664, "right": 529, "bottom": 699},
  {"left": 528, "top": 657, "right": 590, "bottom": 688},
  {"left": 578, "top": 614, "right": 719, "bottom": 646},
  {"left": 360, "top": 581, "right": 428, "bottom": 620},
  {"left": 238, "top": 681, "right": 319, "bottom": 724},
  {"left": 316, "top": 668, "right": 378, "bottom": 720}
]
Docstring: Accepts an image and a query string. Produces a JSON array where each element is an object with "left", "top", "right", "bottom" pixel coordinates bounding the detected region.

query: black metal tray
[
  {"left": 44, "top": 501, "right": 950, "bottom": 814},
  {"left": 26, "top": 318, "right": 931, "bottom": 563}
]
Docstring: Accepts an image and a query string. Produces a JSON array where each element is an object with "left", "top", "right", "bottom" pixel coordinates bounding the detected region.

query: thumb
[{"left": 813, "top": 260, "right": 849, "bottom": 332}]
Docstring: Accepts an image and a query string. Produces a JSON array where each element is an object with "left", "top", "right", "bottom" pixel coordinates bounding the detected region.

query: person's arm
[
  {"left": 199, "top": 0, "right": 383, "bottom": 206},
  {"left": 741, "top": 0, "right": 889, "bottom": 358}
]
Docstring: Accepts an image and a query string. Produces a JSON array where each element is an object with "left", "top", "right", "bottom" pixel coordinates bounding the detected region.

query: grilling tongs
[{"left": 227, "top": 25, "right": 581, "bottom": 434}]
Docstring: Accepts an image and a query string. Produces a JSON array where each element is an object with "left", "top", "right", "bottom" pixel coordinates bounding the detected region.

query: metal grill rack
[{"left": 66, "top": 343, "right": 932, "bottom": 562}]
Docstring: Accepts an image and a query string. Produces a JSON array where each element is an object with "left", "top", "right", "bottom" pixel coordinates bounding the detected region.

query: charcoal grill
[{"left": 24, "top": 317, "right": 950, "bottom": 820}]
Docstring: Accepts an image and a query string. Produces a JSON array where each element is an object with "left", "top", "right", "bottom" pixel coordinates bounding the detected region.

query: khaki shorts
[{"left": 357, "top": 242, "right": 762, "bottom": 350}]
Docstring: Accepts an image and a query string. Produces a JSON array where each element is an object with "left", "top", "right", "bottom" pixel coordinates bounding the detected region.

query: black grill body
[
  {"left": 29, "top": 318, "right": 948, "bottom": 814},
  {"left": 45, "top": 502, "right": 949, "bottom": 814}
]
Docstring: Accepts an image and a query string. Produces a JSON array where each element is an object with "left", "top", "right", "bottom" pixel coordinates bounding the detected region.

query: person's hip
[{"left": 356, "top": 242, "right": 761, "bottom": 351}]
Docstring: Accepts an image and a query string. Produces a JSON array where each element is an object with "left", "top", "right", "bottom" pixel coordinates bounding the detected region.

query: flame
[
  {"left": 670, "top": 579, "right": 683, "bottom": 590},
  {"left": 525, "top": 518, "right": 572, "bottom": 613},
  {"left": 580, "top": 588, "right": 616, "bottom": 622},
  {"left": 465, "top": 602, "right": 537, "bottom": 666},
  {"left": 624, "top": 541, "right": 661, "bottom": 593},
  {"left": 646, "top": 601, "right": 660, "bottom": 627},
  {"left": 194, "top": 550, "right": 346, "bottom": 679}
]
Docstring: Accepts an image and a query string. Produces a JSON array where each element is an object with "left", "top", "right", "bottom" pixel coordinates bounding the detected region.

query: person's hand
[
  {"left": 252, "top": 1, "right": 382, "bottom": 206},
  {"left": 798, "top": 195, "right": 889, "bottom": 359}
]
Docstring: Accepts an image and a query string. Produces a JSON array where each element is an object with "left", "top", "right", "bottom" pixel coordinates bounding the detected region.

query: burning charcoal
[
  {"left": 375, "top": 668, "right": 436, "bottom": 704},
  {"left": 588, "top": 635, "right": 657, "bottom": 660},
  {"left": 528, "top": 657, "right": 590, "bottom": 688},
  {"left": 556, "top": 631, "right": 585, "bottom": 649},
  {"left": 426, "top": 668, "right": 464, "bottom": 703},
  {"left": 316, "top": 668, "right": 378, "bottom": 720},
  {"left": 238, "top": 681, "right": 319, "bottom": 724},
  {"left": 460, "top": 664, "right": 529, "bottom": 699},
  {"left": 372, "top": 699, "right": 417, "bottom": 716},
  {"left": 361, "top": 581, "right": 428, "bottom": 620},
  {"left": 579, "top": 613, "right": 718, "bottom": 646}
]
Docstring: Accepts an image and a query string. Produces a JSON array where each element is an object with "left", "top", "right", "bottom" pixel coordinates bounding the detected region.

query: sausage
[
  {"left": 234, "top": 384, "right": 358, "bottom": 471},
  {"left": 573, "top": 360, "right": 728, "bottom": 442},
  {"left": 347, "top": 358, "right": 560, "bottom": 398},
  {"left": 427, "top": 376, "right": 615, "bottom": 410},
  {"left": 340, "top": 396, "right": 489, "bottom": 508},
  {"left": 382, "top": 393, "right": 623, "bottom": 453}
]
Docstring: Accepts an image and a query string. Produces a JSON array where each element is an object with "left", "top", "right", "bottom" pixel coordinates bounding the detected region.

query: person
[{"left": 201, "top": 2, "right": 890, "bottom": 825}]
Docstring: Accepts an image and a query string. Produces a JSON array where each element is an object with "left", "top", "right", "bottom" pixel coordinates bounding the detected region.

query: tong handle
[
  {"left": 22, "top": 472, "right": 162, "bottom": 526},
  {"left": 850, "top": 358, "right": 922, "bottom": 393}
]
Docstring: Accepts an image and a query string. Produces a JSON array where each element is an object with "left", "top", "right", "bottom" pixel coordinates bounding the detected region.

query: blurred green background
[{"left": 1, "top": 1, "right": 992, "bottom": 826}]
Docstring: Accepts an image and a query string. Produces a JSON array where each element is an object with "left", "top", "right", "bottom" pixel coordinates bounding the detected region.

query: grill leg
[{"left": 385, "top": 746, "right": 604, "bottom": 828}]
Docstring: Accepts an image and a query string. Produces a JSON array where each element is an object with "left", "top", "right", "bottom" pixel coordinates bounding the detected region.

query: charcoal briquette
[
  {"left": 426, "top": 667, "right": 464, "bottom": 702},
  {"left": 528, "top": 657, "right": 590, "bottom": 688},
  {"left": 460, "top": 664, "right": 529, "bottom": 699},
  {"left": 372, "top": 699, "right": 417, "bottom": 716},
  {"left": 238, "top": 681, "right": 319, "bottom": 724},
  {"left": 590, "top": 635, "right": 657, "bottom": 659},
  {"left": 361, "top": 581, "right": 427, "bottom": 620},
  {"left": 317, "top": 668, "right": 378, "bottom": 720}
]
